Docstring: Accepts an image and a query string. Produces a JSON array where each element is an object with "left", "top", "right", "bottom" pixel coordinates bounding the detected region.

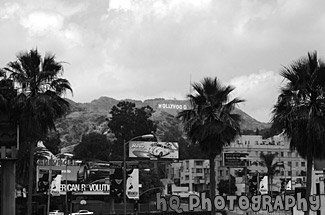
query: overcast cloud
[{"left": 1, "top": 0, "right": 325, "bottom": 122}]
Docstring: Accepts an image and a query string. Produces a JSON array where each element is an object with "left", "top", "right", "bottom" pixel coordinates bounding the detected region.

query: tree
[
  {"left": 138, "top": 162, "right": 164, "bottom": 203},
  {"left": 178, "top": 77, "right": 244, "bottom": 215},
  {"left": 74, "top": 132, "right": 112, "bottom": 161},
  {"left": 217, "top": 175, "right": 237, "bottom": 196},
  {"left": 43, "top": 131, "right": 61, "bottom": 155},
  {"left": 272, "top": 51, "right": 325, "bottom": 215},
  {"left": 107, "top": 101, "right": 157, "bottom": 160},
  {"left": 4, "top": 49, "right": 72, "bottom": 215},
  {"left": 259, "top": 152, "right": 280, "bottom": 195}
]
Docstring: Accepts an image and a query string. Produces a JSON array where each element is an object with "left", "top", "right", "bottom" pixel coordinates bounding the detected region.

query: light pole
[{"left": 123, "top": 134, "right": 156, "bottom": 215}]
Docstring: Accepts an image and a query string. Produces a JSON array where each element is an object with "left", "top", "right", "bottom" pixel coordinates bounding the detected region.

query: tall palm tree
[
  {"left": 272, "top": 51, "right": 325, "bottom": 215},
  {"left": 178, "top": 77, "right": 244, "bottom": 215},
  {"left": 4, "top": 49, "right": 72, "bottom": 215},
  {"left": 259, "top": 152, "right": 281, "bottom": 195}
]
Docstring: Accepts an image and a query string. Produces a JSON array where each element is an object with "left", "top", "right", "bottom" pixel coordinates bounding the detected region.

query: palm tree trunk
[
  {"left": 27, "top": 143, "right": 35, "bottom": 215},
  {"left": 209, "top": 154, "right": 216, "bottom": 215},
  {"left": 305, "top": 156, "right": 313, "bottom": 215}
]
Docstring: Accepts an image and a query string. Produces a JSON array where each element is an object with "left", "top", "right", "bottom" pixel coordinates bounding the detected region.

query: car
[
  {"left": 70, "top": 210, "right": 94, "bottom": 215},
  {"left": 148, "top": 143, "right": 172, "bottom": 158},
  {"left": 48, "top": 210, "right": 64, "bottom": 215},
  {"left": 77, "top": 160, "right": 110, "bottom": 183}
]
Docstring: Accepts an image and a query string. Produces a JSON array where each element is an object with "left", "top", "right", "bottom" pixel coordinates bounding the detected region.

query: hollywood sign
[{"left": 158, "top": 104, "right": 188, "bottom": 110}]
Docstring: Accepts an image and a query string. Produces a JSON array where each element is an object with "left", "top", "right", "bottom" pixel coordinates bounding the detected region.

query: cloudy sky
[{"left": 1, "top": 0, "right": 325, "bottom": 122}]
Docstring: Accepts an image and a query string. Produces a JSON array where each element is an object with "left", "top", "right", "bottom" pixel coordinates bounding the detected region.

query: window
[
  {"left": 281, "top": 152, "right": 284, "bottom": 157},
  {"left": 219, "top": 170, "right": 223, "bottom": 177},
  {"left": 185, "top": 175, "right": 189, "bottom": 180},
  {"left": 288, "top": 171, "right": 292, "bottom": 176},
  {"left": 301, "top": 162, "right": 305, "bottom": 167},
  {"left": 195, "top": 161, "right": 203, "bottom": 166},
  {"left": 288, "top": 161, "right": 292, "bottom": 167},
  {"left": 288, "top": 152, "right": 292, "bottom": 157},
  {"left": 196, "top": 168, "right": 203, "bottom": 173},
  {"left": 281, "top": 171, "right": 284, "bottom": 176},
  {"left": 296, "top": 162, "right": 299, "bottom": 167}
]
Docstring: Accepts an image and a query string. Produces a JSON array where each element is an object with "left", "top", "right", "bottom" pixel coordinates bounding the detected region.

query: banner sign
[
  {"left": 223, "top": 152, "right": 249, "bottom": 167},
  {"left": 126, "top": 169, "right": 139, "bottom": 199},
  {"left": 129, "top": 141, "right": 179, "bottom": 159},
  {"left": 37, "top": 159, "right": 111, "bottom": 195},
  {"left": 37, "top": 159, "right": 139, "bottom": 196},
  {"left": 259, "top": 176, "right": 268, "bottom": 195},
  {"left": 51, "top": 175, "right": 62, "bottom": 196}
]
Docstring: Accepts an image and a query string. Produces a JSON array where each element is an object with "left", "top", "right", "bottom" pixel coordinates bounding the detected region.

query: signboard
[
  {"left": 129, "top": 141, "right": 179, "bottom": 159},
  {"left": 223, "top": 152, "right": 249, "bottom": 167},
  {"left": 37, "top": 159, "right": 139, "bottom": 196},
  {"left": 50, "top": 175, "right": 62, "bottom": 196},
  {"left": 37, "top": 158, "right": 111, "bottom": 195},
  {"left": 126, "top": 169, "right": 139, "bottom": 199},
  {"left": 259, "top": 176, "right": 268, "bottom": 195},
  {"left": 157, "top": 103, "right": 188, "bottom": 110},
  {"left": 109, "top": 162, "right": 139, "bottom": 199}
]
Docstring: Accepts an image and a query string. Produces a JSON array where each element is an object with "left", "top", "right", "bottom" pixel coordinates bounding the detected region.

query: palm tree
[
  {"left": 272, "top": 51, "right": 325, "bottom": 215},
  {"left": 4, "top": 49, "right": 72, "bottom": 215},
  {"left": 178, "top": 77, "right": 244, "bottom": 215},
  {"left": 259, "top": 152, "right": 281, "bottom": 195}
]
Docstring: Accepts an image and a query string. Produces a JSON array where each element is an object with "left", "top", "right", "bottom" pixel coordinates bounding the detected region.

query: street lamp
[{"left": 123, "top": 134, "right": 156, "bottom": 215}]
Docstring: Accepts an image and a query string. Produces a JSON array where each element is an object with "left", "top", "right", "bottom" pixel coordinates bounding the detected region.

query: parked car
[
  {"left": 70, "top": 210, "right": 94, "bottom": 215},
  {"left": 77, "top": 160, "right": 110, "bottom": 183},
  {"left": 48, "top": 210, "right": 64, "bottom": 215}
]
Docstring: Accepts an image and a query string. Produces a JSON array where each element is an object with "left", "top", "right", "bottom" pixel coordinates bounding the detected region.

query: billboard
[
  {"left": 37, "top": 159, "right": 111, "bottom": 195},
  {"left": 129, "top": 141, "right": 179, "bottom": 159},
  {"left": 109, "top": 161, "right": 139, "bottom": 199},
  {"left": 223, "top": 152, "right": 249, "bottom": 167},
  {"left": 37, "top": 159, "right": 139, "bottom": 197}
]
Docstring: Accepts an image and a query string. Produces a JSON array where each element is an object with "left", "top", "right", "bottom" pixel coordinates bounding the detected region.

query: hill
[{"left": 56, "top": 97, "right": 271, "bottom": 147}]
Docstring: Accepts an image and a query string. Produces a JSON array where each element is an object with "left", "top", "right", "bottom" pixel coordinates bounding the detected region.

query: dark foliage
[
  {"left": 107, "top": 101, "right": 157, "bottom": 160},
  {"left": 217, "top": 175, "right": 237, "bottom": 196},
  {"left": 74, "top": 132, "right": 112, "bottom": 161}
]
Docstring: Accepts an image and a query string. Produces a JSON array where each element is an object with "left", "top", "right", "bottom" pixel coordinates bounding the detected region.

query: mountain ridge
[{"left": 57, "top": 96, "right": 271, "bottom": 147}]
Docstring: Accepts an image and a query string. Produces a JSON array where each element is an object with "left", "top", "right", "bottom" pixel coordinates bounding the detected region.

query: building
[
  {"left": 169, "top": 159, "right": 210, "bottom": 192},
  {"left": 216, "top": 134, "right": 307, "bottom": 191},
  {"left": 168, "top": 134, "right": 307, "bottom": 194}
]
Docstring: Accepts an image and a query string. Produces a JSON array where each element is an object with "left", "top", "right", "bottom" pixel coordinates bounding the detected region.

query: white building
[
  {"left": 168, "top": 134, "right": 307, "bottom": 194},
  {"left": 216, "top": 134, "right": 307, "bottom": 194}
]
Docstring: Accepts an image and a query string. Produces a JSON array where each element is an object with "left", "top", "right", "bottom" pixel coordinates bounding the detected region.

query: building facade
[{"left": 168, "top": 134, "right": 307, "bottom": 194}]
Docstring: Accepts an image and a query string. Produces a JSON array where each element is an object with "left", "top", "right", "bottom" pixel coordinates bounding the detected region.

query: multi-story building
[
  {"left": 169, "top": 159, "right": 210, "bottom": 192},
  {"left": 168, "top": 134, "right": 307, "bottom": 194},
  {"left": 217, "top": 134, "right": 306, "bottom": 185}
]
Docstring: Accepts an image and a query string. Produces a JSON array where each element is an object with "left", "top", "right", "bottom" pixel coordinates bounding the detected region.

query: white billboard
[{"left": 129, "top": 141, "right": 179, "bottom": 159}]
